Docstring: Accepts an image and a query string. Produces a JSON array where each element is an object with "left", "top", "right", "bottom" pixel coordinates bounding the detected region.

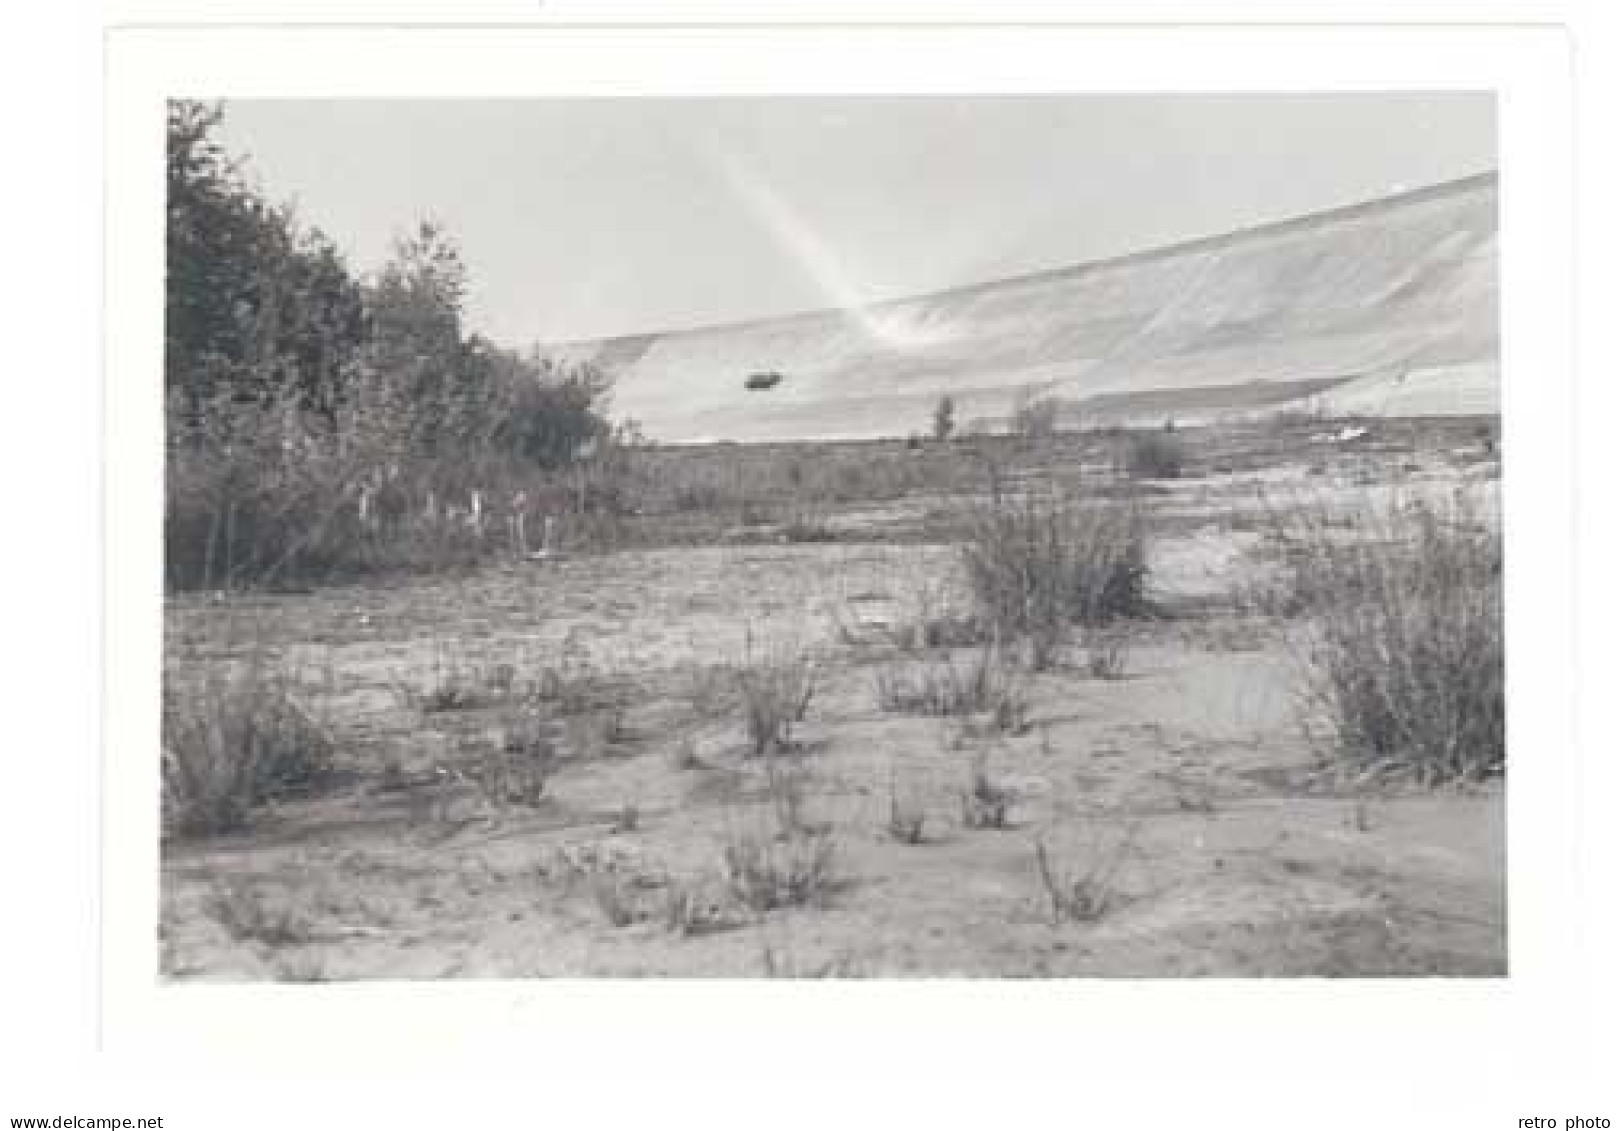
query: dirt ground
[{"left": 159, "top": 421, "right": 1505, "bottom": 979}]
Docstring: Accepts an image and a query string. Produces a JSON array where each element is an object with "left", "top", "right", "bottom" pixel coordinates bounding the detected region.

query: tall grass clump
[
  {"left": 162, "top": 662, "right": 333, "bottom": 837},
  {"left": 1277, "top": 492, "right": 1503, "bottom": 783},
  {"left": 733, "top": 647, "right": 817, "bottom": 758},
  {"left": 960, "top": 490, "right": 1149, "bottom": 669},
  {"left": 723, "top": 830, "right": 837, "bottom": 914},
  {"left": 1033, "top": 824, "right": 1138, "bottom": 924},
  {"left": 873, "top": 643, "right": 1028, "bottom": 731}
]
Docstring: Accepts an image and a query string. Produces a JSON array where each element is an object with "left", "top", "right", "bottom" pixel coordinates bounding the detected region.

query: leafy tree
[
  {"left": 365, "top": 221, "right": 466, "bottom": 379},
  {"left": 166, "top": 100, "right": 365, "bottom": 421},
  {"left": 932, "top": 394, "right": 956, "bottom": 442},
  {"left": 166, "top": 100, "right": 263, "bottom": 409},
  {"left": 362, "top": 220, "right": 479, "bottom": 450},
  {"left": 1012, "top": 392, "right": 1059, "bottom": 439},
  {"left": 484, "top": 347, "right": 611, "bottom": 470}
]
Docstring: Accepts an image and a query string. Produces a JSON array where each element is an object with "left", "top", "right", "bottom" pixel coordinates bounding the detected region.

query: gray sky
[{"left": 219, "top": 94, "right": 1494, "bottom": 346}]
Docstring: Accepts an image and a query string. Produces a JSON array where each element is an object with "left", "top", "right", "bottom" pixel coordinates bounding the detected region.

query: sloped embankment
[{"left": 559, "top": 173, "right": 1497, "bottom": 443}]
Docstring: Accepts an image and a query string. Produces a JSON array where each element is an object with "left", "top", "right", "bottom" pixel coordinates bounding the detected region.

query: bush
[
  {"left": 1033, "top": 826, "right": 1138, "bottom": 924},
  {"left": 1121, "top": 430, "right": 1187, "bottom": 479},
  {"left": 202, "top": 879, "right": 312, "bottom": 946},
  {"left": 723, "top": 830, "right": 837, "bottom": 914},
  {"left": 162, "top": 661, "right": 333, "bottom": 837},
  {"left": 959, "top": 751, "right": 1013, "bottom": 830},
  {"left": 873, "top": 644, "right": 1026, "bottom": 730},
  {"left": 164, "top": 369, "right": 632, "bottom": 591},
  {"left": 960, "top": 491, "right": 1149, "bottom": 669},
  {"left": 472, "top": 707, "right": 556, "bottom": 809},
  {"left": 734, "top": 650, "right": 817, "bottom": 758},
  {"left": 1281, "top": 493, "right": 1503, "bottom": 783},
  {"left": 886, "top": 778, "right": 928, "bottom": 845},
  {"left": 1011, "top": 395, "right": 1059, "bottom": 439},
  {"left": 882, "top": 581, "right": 991, "bottom": 653}
]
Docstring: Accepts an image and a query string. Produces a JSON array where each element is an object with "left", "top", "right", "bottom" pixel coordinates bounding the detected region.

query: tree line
[{"left": 165, "top": 101, "right": 623, "bottom": 589}]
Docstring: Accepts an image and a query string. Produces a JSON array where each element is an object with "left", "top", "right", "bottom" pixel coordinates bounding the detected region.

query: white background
[{"left": 3, "top": 5, "right": 1613, "bottom": 1129}]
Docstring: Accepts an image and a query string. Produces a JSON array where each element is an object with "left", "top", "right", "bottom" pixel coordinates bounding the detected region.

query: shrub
[
  {"left": 1121, "top": 430, "right": 1187, "bottom": 479},
  {"left": 780, "top": 514, "right": 838, "bottom": 544},
  {"left": 734, "top": 649, "right": 817, "bottom": 758},
  {"left": 885, "top": 774, "right": 928, "bottom": 845},
  {"left": 723, "top": 830, "right": 837, "bottom": 914},
  {"left": 162, "top": 662, "right": 333, "bottom": 837},
  {"left": 405, "top": 654, "right": 515, "bottom": 713},
  {"left": 591, "top": 873, "right": 647, "bottom": 928},
  {"left": 1033, "top": 826, "right": 1138, "bottom": 924},
  {"left": 164, "top": 374, "right": 619, "bottom": 591},
  {"left": 894, "top": 609, "right": 989, "bottom": 653},
  {"left": 960, "top": 751, "right": 1013, "bottom": 830},
  {"left": 884, "top": 581, "right": 991, "bottom": 653},
  {"left": 662, "top": 878, "right": 742, "bottom": 937},
  {"left": 1011, "top": 394, "right": 1060, "bottom": 439},
  {"left": 480, "top": 705, "right": 557, "bottom": 807},
  {"left": 960, "top": 491, "right": 1149, "bottom": 669},
  {"left": 201, "top": 879, "right": 312, "bottom": 946},
  {"left": 873, "top": 644, "right": 1027, "bottom": 731},
  {"left": 1280, "top": 493, "right": 1504, "bottom": 783},
  {"left": 532, "top": 653, "right": 614, "bottom": 716}
]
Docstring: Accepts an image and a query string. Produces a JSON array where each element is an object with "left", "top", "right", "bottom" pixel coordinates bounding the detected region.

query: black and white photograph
[
  {"left": 151, "top": 88, "right": 1508, "bottom": 980},
  {"left": 0, "top": 8, "right": 1600, "bottom": 1127}
]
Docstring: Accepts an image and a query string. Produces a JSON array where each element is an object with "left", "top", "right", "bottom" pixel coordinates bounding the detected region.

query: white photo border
[{"left": 104, "top": 23, "right": 1576, "bottom": 1085}]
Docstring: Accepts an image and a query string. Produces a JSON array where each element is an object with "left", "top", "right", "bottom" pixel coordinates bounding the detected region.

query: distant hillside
[{"left": 555, "top": 173, "right": 1498, "bottom": 443}]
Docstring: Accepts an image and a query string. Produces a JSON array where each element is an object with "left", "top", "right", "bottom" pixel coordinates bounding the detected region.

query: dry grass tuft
[
  {"left": 1270, "top": 492, "right": 1503, "bottom": 783},
  {"left": 590, "top": 873, "right": 649, "bottom": 928},
  {"left": 884, "top": 581, "right": 992, "bottom": 653},
  {"left": 471, "top": 706, "right": 557, "bottom": 808},
  {"left": 1033, "top": 825, "right": 1138, "bottom": 924},
  {"left": 874, "top": 643, "right": 1027, "bottom": 731},
  {"left": 406, "top": 657, "right": 512, "bottom": 713},
  {"left": 662, "top": 881, "right": 739, "bottom": 937},
  {"left": 723, "top": 830, "right": 838, "bottom": 914},
  {"left": 960, "top": 751, "right": 1014, "bottom": 830},
  {"left": 961, "top": 491, "right": 1148, "bottom": 670},
  {"left": 734, "top": 648, "right": 817, "bottom": 759},
  {"left": 885, "top": 771, "right": 929, "bottom": 845},
  {"left": 162, "top": 661, "right": 334, "bottom": 837},
  {"left": 202, "top": 879, "right": 312, "bottom": 946}
]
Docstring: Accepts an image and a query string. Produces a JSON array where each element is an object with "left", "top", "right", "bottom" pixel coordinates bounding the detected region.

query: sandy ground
[{"left": 160, "top": 438, "right": 1504, "bottom": 979}]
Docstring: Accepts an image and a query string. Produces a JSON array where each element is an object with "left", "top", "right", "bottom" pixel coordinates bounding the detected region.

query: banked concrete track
[{"left": 555, "top": 173, "right": 1497, "bottom": 443}]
